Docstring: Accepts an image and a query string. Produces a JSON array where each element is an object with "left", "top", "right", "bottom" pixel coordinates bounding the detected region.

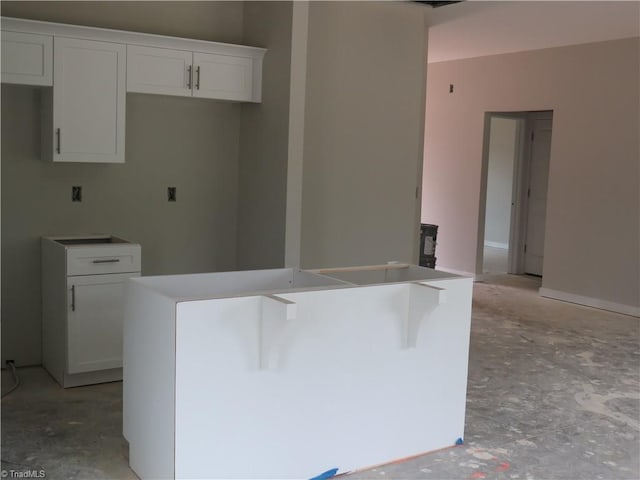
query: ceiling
[{"left": 425, "top": 0, "right": 640, "bottom": 63}]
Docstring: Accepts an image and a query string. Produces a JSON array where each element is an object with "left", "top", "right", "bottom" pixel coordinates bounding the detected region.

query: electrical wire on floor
[{"left": 1, "top": 361, "right": 21, "bottom": 399}]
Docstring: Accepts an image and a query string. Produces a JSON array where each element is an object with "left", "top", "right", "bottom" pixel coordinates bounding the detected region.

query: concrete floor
[
  {"left": 482, "top": 246, "right": 508, "bottom": 274},
  {"left": 2, "top": 274, "right": 639, "bottom": 479}
]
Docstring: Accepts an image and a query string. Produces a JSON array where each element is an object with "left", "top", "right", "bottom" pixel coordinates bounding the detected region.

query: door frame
[
  {"left": 477, "top": 110, "right": 553, "bottom": 276},
  {"left": 521, "top": 111, "right": 553, "bottom": 276}
]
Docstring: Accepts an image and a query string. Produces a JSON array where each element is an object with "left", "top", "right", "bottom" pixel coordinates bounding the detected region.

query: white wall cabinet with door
[
  {"left": 127, "top": 44, "right": 258, "bottom": 102},
  {"left": 42, "top": 236, "right": 141, "bottom": 388},
  {"left": 47, "top": 36, "right": 126, "bottom": 163},
  {"left": 1, "top": 16, "right": 266, "bottom": 163},
  {"left": 1, "top": 30, "right": 52, "bottom": 85}
]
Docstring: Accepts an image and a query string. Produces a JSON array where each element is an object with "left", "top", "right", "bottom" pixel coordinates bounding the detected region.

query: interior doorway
[{"left": 479, "top": 111, "right": 553, "bottom": 276}]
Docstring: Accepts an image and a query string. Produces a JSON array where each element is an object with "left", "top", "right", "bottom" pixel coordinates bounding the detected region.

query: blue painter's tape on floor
[
  {"left": 309, "top": 467, "right": 339, "bottom": 480},
  {"left": 455, "top": 438, "right": 464, "bottom": 445}
]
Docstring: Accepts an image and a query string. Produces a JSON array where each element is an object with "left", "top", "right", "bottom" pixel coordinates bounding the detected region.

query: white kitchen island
[{"left": 123, "top": 265, "right": 473, "bottom": 480}]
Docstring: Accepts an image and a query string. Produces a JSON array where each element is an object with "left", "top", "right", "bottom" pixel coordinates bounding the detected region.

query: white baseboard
[
  {"left": 484, "top": 241, "right": 508, "bottom": 250},
  {"left": 539, "top": 287, "right": 640, "bottom": 318}
]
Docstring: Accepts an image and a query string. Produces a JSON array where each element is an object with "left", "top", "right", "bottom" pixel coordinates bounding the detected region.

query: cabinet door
[
  {"left": 1, "top": 31, "right": 53, "bottom": 86},
  {"left": 67, "top": 273, "right": 138, "bottom": 374},
  {"left": 53, "top": 37, "right": 126, "bottom": 163},
  {"left": 192, "top": 52, "right": 253, "bottom": 102},
  {"left": 127, "top": 45, "right": 193, "bottom": 97}
]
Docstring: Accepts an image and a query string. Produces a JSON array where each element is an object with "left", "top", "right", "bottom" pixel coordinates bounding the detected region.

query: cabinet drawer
[{"left": 67, "top": 245, "right": 141, "bottom": 276}]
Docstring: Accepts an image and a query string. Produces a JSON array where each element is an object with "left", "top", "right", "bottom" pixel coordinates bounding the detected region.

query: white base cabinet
[
  {"left": 67, "top": 273, "right": 134, "bottom": 374},
  {"left": 124, "top": 265, "right": 473, "bottom": 480},
  {"left": 42, "top": 235, "right": 141, "bottom": 388}
]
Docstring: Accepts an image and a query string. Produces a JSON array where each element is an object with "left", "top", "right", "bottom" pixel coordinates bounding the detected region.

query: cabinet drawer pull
[
  {"left": 71, "top": 285, "right": 76, "bottom": 312},
  {"left": 92, "top": 259, "right": 121, "bottom": 264},
  {"left": 196, "top": 66, "right": 201, "bottom": 90},
  {"left": 187, "top": 65, "right": 192, "bottom": 89},
  {"left": 56, "top": 128, "right": 61, "bottom": 154}
]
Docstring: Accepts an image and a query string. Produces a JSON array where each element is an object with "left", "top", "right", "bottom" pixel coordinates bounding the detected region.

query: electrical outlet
[
  {"left": 168, "top": 187, "right": 177, "bottom": 202},
  {"left": 72, "top": 186, "right": 82, "bottom": 202},
  {"left": 5, "top": 359, "right": 15, "bottom": 366}
]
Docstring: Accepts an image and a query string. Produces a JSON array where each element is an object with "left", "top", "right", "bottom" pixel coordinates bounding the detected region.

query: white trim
[
  {"left": 1, "top": 16, "right": 266, "bottom": 60},
  {"left": 484, "top": 241, "right": 508, "bottom": 250},
  {"left": 284, "top": 2, "right": 309, "bottom": 268},
  {"left": 539, "top": 287, "right": 640, "bottom": 318}
]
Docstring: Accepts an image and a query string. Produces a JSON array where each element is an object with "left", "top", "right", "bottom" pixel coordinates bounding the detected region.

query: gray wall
[
  {"left": 484, "top": 117, "right": 517, "bottom": 248},
  {"left": 237, "top": 1, "right": 292, "bottom": 270},
  {"left": 1, "top": 1, "right": 245, "bottom": 366},
  {"left": 423, "top": 37, "right": 640, "bottom": 310},
  {"left": 1, "top": 0, "right": 435, "bottom": 366},
  {"left": 0, "top": 1, "right": 244, "bottom": 44},
  {"left": 300, "top": 1, "right": 427, "bottom": 268}
]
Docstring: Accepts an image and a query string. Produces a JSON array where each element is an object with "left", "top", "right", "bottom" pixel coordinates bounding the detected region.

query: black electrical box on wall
[{"left": 419, "top": 223, "right": 438, "bottom": 268}]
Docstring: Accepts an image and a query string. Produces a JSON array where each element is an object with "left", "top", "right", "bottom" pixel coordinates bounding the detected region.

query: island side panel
[
  {"left": 416, "top": 276, "right": 474, "bottom": 442},
  {"left": 123, "top": 279, "right": 177, "bottom": 480}
]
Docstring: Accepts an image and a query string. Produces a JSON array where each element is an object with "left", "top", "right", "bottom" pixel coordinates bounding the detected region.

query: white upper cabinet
[
  {"left": 192, "top": 52, "right": 253, "bottom": 102},
  {"left": 126, "top": 45, "right": 192, "bottom": 97},
  {"left": 1, "top": 30, "right": 53, "bottom": 85},
  {"left": 1, "top": 16, "right": 266, "bottom": 163},
  {"left": 53, "top": 37, "right": 126, "bottom": 163},
  {"left": 127, "top": 46, "right": 256, "bottom": 102}
]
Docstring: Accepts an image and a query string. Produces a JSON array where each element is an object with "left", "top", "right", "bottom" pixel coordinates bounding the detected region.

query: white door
[
  {"left": 127, "top": 44, "right": 193, "bottom": 97},
  {"left": 53, "top": 37, "right": 126, "bottom": 163},
  {"left": 524, "top": 116, "right": 552, "bottom": 275},
  {"left": 67, "top": 273, "right": 137, "bottom": 374},
  {"left": 192, "top": 52, "right": 253, "bottom": 101}
]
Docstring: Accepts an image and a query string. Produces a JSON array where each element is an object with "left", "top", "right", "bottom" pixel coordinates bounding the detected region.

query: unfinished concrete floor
[{"left": 2, "top": 274, "right": 639, "bottom": 479}]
